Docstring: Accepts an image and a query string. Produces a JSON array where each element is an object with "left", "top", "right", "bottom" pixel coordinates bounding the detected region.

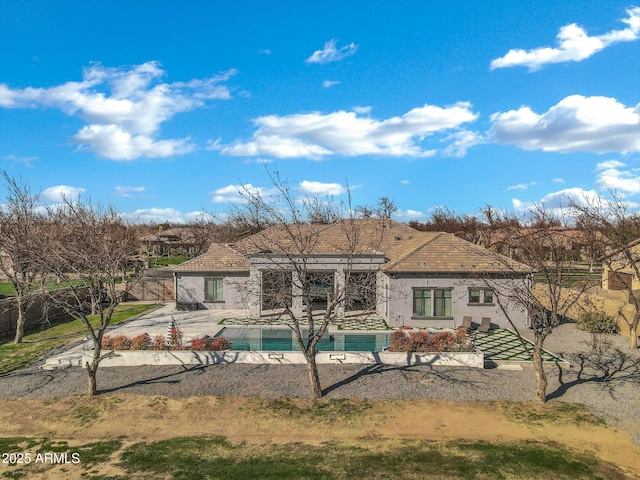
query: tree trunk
[
  {"left": 533, "top": 334, "right": 547, "bottom": 404},
  {"left": 13, "top": 302, "right": 25, "bottom": 344},
  {"left": 305, "top": 350, "right": 322, "bottom": 400},
  {"left": 630, "top": 324, "right": 638, "bottom": 349},
  {"left": 85, "top": 347, "right": 101, "bottom": 396}
]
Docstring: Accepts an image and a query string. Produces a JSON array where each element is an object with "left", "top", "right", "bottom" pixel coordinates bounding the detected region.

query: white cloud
[
  {"left": 513, "top": 187, "right": 602, "bottom": 213},
  {"left": 73, "top": 124, "right": 194, "bottom": 160},
  {"left": 352, "top": 106, "right": 371, "bottom": 114},
  {"left": 0, "top": 61, "right": 236, "bottom": 160},
  {"left": 121, "top": 207, "right": 204, "bottom": 224},
  {"left": 115, "top": 185, "right": 146, "bottom": 198},
  {"left": 210, "top": 184, "right": 278, "bottom": 204},
  {"left": 322, "top": 80, "right": 340, "bottom": 89},
  {"left": 41, "top": 185, "right": 86, "bottom": 202},
  {"left": 219, "top": 103, "right": 478, "bottom": 160},
  {"left": 595, "top": 160, "right": 640, "bottom": 196},
  {"left": 442, "top": 130, "right": 483, "bottom": 157},
  {"left": 400, "top": 180, "right": 410, "bottom": 185},
  {"left": 260, "top": 49, "right": 273, "bottom": 55},
  {"left": 491, "top": 7, "right": 640, "bottom": 70},
  {"left": 2, "top": 154, "right": 39, "bottom": 167},
  {"left": 395, "top": 209, "right": 425, "bottom": 220},
  {"left": 305, "top": 40, "right": 358, "bottom": 64},
  {"left": 489, "top": 95, "right": 640, "bottom": 154},
  {"left": 552, "top": 178, "right": 565, "bottom": 184},
  {"left": 298, "top": 180, "right": 346, "bottom": 196},
  {"left": 507, "top": 182, "right": 534, "bottom": 191}
]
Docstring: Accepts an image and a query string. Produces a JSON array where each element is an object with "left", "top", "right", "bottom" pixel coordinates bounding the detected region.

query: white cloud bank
[
  {"left": 512, "top": 187, "right": 602, "bottom": 214},
  {"left": 595, "top": 160, "right": 640, "bottom": 196},
  {"left": 121, "top": 207, "right": 205, "bottom": 224},
  {"left": 0, "top": 61, "right": 236, "bottom": 160},
  {"left": 306, "top": 40, "right": 357, "bottom": 64},
  {"left": 489, "top": 95, "right": 640, "bottom": 154},
  {"left": 215, "top": 103, "right": 479, "bottom": 160},
  {"left": 41, "top": 185, "right": 86, "bottom": 202},
  {"left": 115, "top": 185, "right": 146, "bottom": 198},
  {"left": 298, "top": 180, "right": 346, "bottom": 196},
  {"left": 210, "top": 184, "right": 279, "bottom": 204},
  {"left": 491, "top": 6, "right": 640, "bottom": 70}
]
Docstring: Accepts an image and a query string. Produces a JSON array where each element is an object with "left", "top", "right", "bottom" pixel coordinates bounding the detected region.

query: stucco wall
[
  {"left": 175, "top": 273, "right": 250, "bottom": 309},
  {"left": 383, "top": 275, "right": 529, "bottom": 329}
]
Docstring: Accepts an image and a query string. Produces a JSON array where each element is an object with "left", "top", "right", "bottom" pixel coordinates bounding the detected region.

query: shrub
[
  {"left": 169, "top": 326, "right": 183, "bottom": 347},
  {"left": 388, "top": 328, "right": 473, "bottom": 353},
  {"left": 190, "top": 337, "right": 210, "bottom": 351},
  {"left": 576, "top": 311, "right": 620, "bottom": 335},
  {"left": 190, "top": 336, "right": 231, "bottom": 351},
  {"left": 151, "top": 334, "right": 167, "bottom": 350},
  {"left": 210, "top": 337, "right": 231, "bottom": 351},
  {"left": 131, "top": 333, "right": 152, "bottom": 350},
  {"left": 112, "top": 334, "right": 133, "bottom": 350},
  {"left": 102, "top": 335, "right": 113, "bottom": 349}
]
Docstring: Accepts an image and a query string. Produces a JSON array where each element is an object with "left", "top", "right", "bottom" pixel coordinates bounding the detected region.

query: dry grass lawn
[{"left": 0, "top": 395, "right": 638, "bottom": 479}]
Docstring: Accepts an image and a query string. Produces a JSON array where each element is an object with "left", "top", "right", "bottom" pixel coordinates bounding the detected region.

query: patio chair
[
  {"left": 477, "top": 317, "right": 492, "bottom": 333},
  {"left": 461, "top": 316, "right": 473, "bottom": 332}
]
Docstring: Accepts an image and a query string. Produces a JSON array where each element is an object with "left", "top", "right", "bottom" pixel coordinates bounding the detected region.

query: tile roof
[
  {"left": 172, "top": 243, "right": 249, "bottom": 272},
  {"left": 172, "top": 219, "right": 532, "bottom": 275}
]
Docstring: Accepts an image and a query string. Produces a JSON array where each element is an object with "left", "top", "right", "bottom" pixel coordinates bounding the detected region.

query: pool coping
[{"left": 83, "top": 350, "right": 485, "bottom": 369}]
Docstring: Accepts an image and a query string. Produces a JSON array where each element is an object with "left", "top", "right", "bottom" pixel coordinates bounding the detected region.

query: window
[
  {"left": 413, "top": 289, "right": 431, "bottom": 317},
  {"left": 204, "top": 277, "right": 223, "bottom": 302},
  {"left": 413, "top": 288, "right": 452, "bottom": 318},
  {"left": 468, "top": 288, "right": 493, "bottom": 305}
]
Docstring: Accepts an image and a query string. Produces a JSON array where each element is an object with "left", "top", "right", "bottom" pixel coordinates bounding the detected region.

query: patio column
[
  {"left": 291, "top": 271, "right": 303, "bottom": 318},
  {"left": 248, "top": 269, "right": 262, "bottom": 318},
  {"left": 334, "top": 269, "right": 345, "bottom": 318}
]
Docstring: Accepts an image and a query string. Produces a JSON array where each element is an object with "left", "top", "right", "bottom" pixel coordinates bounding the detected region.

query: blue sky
[{"left": 1, "top": 0, "right": 639, "bottom": 223}]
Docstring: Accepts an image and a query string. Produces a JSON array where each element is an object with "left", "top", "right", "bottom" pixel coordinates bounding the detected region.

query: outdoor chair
[
  {"left": 477, "top": 317, "right": 492, "bottom": 333},
  {"left": 461, "top": 316, "right": 473, "bottom": 332}
]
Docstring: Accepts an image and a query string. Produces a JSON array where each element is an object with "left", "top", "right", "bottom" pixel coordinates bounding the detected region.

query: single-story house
[{"left": 172, "top": 219, "right": 533, "bottom": 329}]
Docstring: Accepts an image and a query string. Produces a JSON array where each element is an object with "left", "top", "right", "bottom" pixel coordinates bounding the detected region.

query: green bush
[{"left": 576, "top": 311, "right": 619, "bottom": 335}]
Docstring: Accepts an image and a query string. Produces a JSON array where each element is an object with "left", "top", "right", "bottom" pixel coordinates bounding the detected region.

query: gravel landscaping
[{"left": 1, "top": 321, "right": 638, "bottom": 445}]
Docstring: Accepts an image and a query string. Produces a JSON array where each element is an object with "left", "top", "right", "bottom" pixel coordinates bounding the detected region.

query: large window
[
  {"left": 468, "top": 288, "right": 494, "bottom": 305},
  {"left": 413, "top": 288, "right": 452, "bottom": 318},
  {"left": 204, "top": 277, "right": 223, "bottom": 302}
]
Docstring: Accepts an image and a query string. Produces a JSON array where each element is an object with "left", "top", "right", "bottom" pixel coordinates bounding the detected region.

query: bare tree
[
  {"left": 0, "top": 172, "right": 46, "bottom": 343},
  {"left": 478, "top": 204, "right": 591, "bottom": 403},
  {"left": 230, "top": 174, "right": 383, "bottom": 399},
  {"left": 375, "top": 196, "right": 398, "bottom": 219},
  {"left": 39, "top": 198, "right": 142, "bottom": 395},
  {"left": 573, "top": 194, "right": 640, "bottom": 349}
]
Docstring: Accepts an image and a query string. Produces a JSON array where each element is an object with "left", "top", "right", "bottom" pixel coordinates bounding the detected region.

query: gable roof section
[
  {"left": 172, "top": 243, "right": 249, "bottom": 272},
  {"left": 382, "top": 232, "right": 532, "bottom": 274}
]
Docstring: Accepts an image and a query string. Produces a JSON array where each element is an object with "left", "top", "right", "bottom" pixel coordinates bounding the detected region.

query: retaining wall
[{"left": 86, "top": 350, "right": 484, "bottom": 368}]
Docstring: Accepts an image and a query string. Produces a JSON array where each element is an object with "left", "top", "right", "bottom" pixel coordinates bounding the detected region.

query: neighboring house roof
[
  {"left": 140, "top": 227, "right": 205, "bottom": 245},
  {"left": 172, "top": 243, "right": 249, "bottom": 272},
  {"left": 172, "top": 219, "right": 531, "bottom": 275}
]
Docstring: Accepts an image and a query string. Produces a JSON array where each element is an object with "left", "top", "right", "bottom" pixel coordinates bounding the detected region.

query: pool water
[{"left": 215, "top": 327, "right": 390, "bottom": 352}]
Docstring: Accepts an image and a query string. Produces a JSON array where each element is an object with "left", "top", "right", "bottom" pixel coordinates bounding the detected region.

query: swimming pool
[{"left": 215, "top": 327, "right": 391, "bottom": 352}]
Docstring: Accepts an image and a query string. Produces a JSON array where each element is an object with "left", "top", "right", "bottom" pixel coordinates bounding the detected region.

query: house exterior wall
[
  {"left": 249, "top": 255, "right": 386, "bottom": 317},
  {"left": 382, "top": 274, "right": 529, "bottom": 329},
  {"left": 174, "top": 272, "right": 250, "bottom": 310}
]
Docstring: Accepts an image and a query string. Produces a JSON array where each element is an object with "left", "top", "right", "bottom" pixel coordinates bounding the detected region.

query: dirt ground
[{"left": 0, "top": 394, "right": 638, "bottom": 479}]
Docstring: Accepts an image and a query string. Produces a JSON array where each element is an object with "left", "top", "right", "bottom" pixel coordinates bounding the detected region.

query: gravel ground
[{"left": 1, "top": 322, "right": 639, "bottom": 444}]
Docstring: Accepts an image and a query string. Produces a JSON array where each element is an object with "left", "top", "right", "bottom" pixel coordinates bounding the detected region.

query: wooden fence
[
  {"left": 126, "top": 278, "right": 174, "bottom": 302},
  {"left": 0, "top": 295, "right": 69, "bottom": 339}
]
